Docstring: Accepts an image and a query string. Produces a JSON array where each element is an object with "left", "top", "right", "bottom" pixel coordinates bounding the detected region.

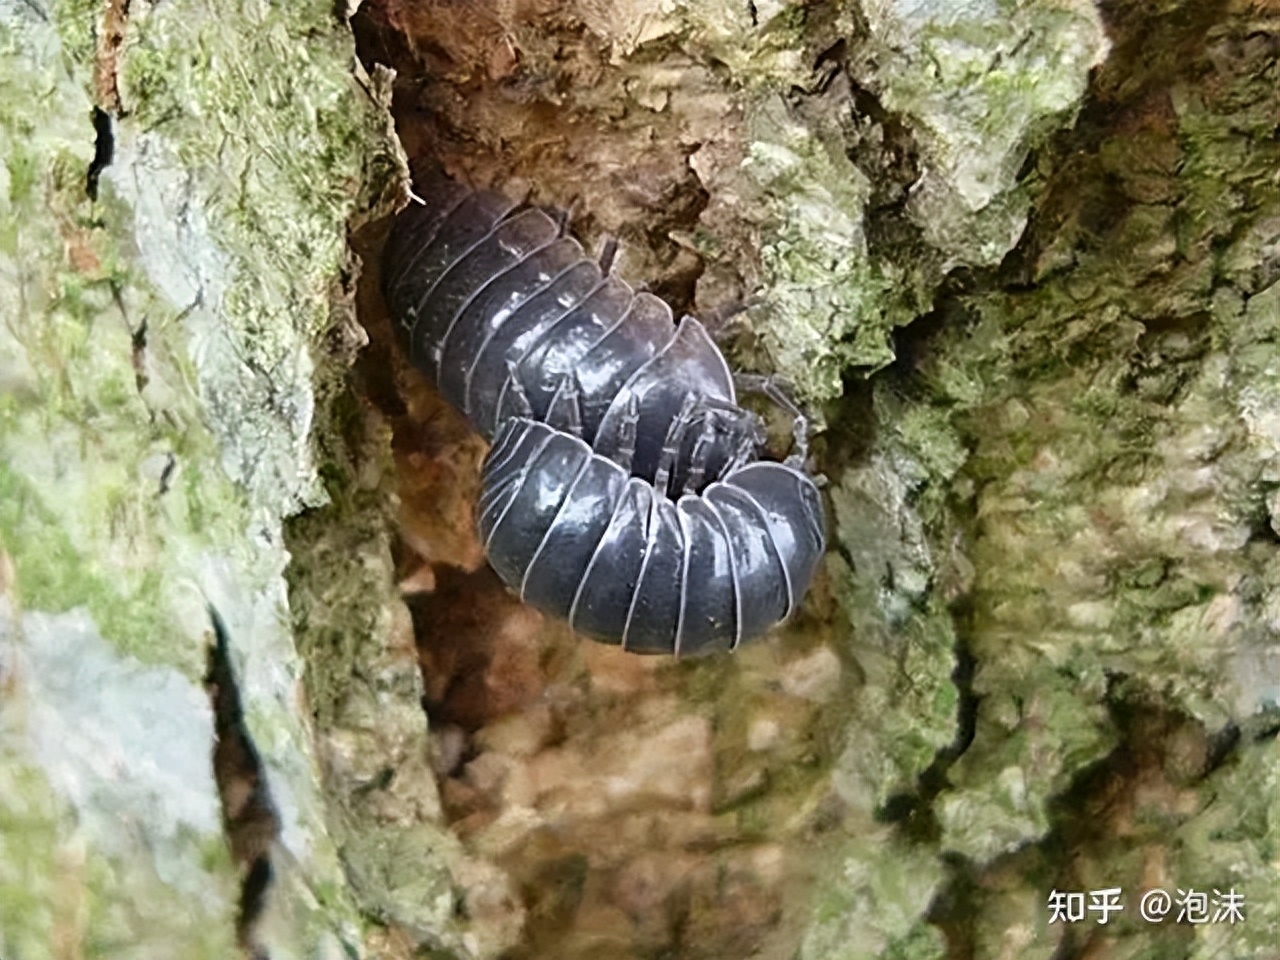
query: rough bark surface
[
  {"left": 1, "top": 0, "right": 407, "bottom": 956},
  {"left": 1, "top": 1, "right": 1275, "bottom": 959}
]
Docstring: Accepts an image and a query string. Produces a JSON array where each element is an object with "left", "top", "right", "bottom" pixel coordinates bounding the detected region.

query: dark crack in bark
[
  {"left": 207, "top": 606, "right": 281, "bottom": 960},
  {"left": 86, "top": 106, "right": 113, "bottom": 202},
  {"left": 876, "top": 631, "right": 980, "bottom": 844}
]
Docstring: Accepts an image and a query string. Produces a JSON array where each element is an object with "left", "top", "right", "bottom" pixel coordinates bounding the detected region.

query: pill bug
[{"left": 383, "top": 172, "right": 825, "bottom": 654}]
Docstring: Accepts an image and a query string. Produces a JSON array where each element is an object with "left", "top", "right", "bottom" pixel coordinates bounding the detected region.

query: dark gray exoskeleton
[{"left": 383, "top": 172, "right": 825, "bottom": 655}]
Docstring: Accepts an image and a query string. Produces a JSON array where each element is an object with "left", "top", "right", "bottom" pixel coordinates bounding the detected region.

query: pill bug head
[{"left": 666, "top": 399, "right": 768, "bottom": 497}]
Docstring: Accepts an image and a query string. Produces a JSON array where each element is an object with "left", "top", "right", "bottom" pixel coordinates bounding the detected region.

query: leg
[
  {"left": 733, "top": 372, "right": 810, "bottom": 467},
  {"left": 546, "top": 196, "right": 579, "bottom": 238},
  {"left": 546, "top": 372, "right": 585, "bottom": 438},
  {"left": 781, "top": 407, "right": 810, "bottom": 471},
  {"left": 678, "top": 401, "right": 767, "bottom": 491},
  {"left": 597, "top": 236, "right": 618, "bottom": 274},
  {"left": 503, "top": 359, "right": 535, "bottom": 419},
  {"left": 681, "top": 417, "right": 719, "bottom": 495},
  {"left": 653, "top": 393, "right": 699, "bottom": 498},
  {"left": 613, "top": 394, "right": 641, "bottom": 473},
  {"left": 725, "top": 431, "right": 758, "bottom": 475}
]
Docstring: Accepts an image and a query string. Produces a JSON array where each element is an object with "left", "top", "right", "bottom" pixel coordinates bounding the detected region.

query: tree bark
[{"left": 1, "top": 1, "right": 1275, "bottom": 959}]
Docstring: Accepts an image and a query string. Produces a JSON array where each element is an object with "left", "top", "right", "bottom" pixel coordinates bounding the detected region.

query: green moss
[
  {"left": 107, "top": 0, "right": 403, "bottom": 519},
  {"left": 49, "top": 0, "right": 98, "bottom": 66},
  {"left": 5, "top": 142, "right": 38, "bottom": 205},
  {"left": 941, "top": 674, "right": 1115, "bottom": 861},
  {"left": 0, "top": 475, "right": 176, "bottom": 666},
  {"left": 340, "top": 826, "right": 460, "bottom": 937},
  {"left": 281, "top": 359, "right": 465, "bottom": 943},
  {"left": 827, "top": 438, "right": 962, "bottom": 811},
  {"left": 800, "top": 833, "right": 946, "bottom": 960},
  {"left": 814, "top": 4, "right": 1275, "bottom": 954},
  {"left": 3, "top": 0, "right": 406, "bottom": 954},
  {"left": 0, "top": 762, "right": 62, "bottom": 957},
  {"left": 0, "top": 10, "right": 222, "bottom": 675},
  {"left": 883, "top": 923, "right": 948, "bottom": 960},
  {"left": 674, "top": 0, "right": 833, "bottom": 93},
  {"left": 1, "top": 665, "right": 239, "bottom": 960},
  {"left": 735, "top": 97, "right": 896, "bottom": 403}
]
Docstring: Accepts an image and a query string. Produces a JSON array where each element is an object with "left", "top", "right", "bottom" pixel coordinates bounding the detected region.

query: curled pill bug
[{"left": 383, "top": 170, "right": 825, "bottom": 655}]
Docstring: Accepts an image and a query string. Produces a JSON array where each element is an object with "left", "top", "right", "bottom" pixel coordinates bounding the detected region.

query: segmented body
[{"left": 384, "top": 174, "right": 825, "bottom": 655}]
